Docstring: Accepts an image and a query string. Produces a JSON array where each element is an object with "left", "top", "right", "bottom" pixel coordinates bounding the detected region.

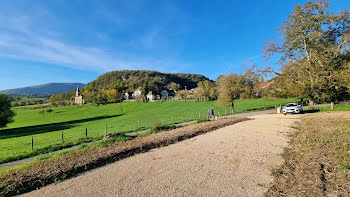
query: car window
[{"left": 286, "top": 104, "right": 297, "bottom": 107}]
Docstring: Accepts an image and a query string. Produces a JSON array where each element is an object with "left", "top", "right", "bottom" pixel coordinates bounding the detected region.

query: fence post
[
  {"left": 105, "top": 124, "right": 107, "bottom": 134},
  {"left": 62, "top": 131, "right": 64, "bottom": 144},
  {"left": 85, "top": 128, "right": 88, "bottom": 138},
  {"left": 32, "top": 136, "right": 34, "bottom": 151}
]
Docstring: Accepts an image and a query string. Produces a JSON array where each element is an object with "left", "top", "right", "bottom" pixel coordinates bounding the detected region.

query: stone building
[
  {"left": 146, "top": 91, "right": 156, "bottom": 101},
  {"left": 123, "top": 92, "right": 130, "bottom": 100},
  {"left": 161, "top": 89, "right": 175, "bottom": 99},
  {"left": 74, "top": 87, "right": 84, "bottom": 105},
  {"left": 132, "top": 87, "right": 142, "bottom": 99}
]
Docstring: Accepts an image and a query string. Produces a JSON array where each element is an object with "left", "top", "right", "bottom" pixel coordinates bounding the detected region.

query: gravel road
[{"left": 23, "top": 114, "right": 299, "bottom": 197}]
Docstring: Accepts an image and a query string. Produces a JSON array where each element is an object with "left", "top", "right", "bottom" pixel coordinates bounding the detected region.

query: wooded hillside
[{"left": 84, "top": 70, "right": 209, "bottom": 93}]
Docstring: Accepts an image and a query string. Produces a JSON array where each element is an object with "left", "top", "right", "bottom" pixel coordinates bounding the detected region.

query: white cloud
[
  {"left": 0, "top": 27, "right": 189, "bottom": 73},
  {"left": 0, "top": 30, "right": 124, "bottom": 71},
  {"left": 0, "top": 1, "right": 191, "bottom": 74}
]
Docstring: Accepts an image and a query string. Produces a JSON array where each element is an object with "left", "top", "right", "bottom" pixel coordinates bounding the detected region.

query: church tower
[{"left": 74, "top": 87, "right": 84, "bottom": 105}]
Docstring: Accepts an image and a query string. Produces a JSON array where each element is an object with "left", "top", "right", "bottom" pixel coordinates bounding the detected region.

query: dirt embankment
[
  {"left": 0, "top": 117, "right": 247, "bottom": 196},
  {"left": 23, "top": 114, "right": 299, "bottom": 197}
]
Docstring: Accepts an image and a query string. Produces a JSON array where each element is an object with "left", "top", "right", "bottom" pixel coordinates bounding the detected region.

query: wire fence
[{"left": 27, "top": 109, "right": 237, "bottom": 152}]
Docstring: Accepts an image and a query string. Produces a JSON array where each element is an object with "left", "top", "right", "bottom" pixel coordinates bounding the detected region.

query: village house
[
  {"left": 256, "top": 81, "right": 272, "bottom": 96},
  {"left": 74, "top": 87, "right": 84, "bottom": 105},
  {"left": 189, "top": 88, "right": 198, "bottom": 94},
  {"left": 161, "top": 89, "right": 175, "bottom": 99},
  {"left": 146, "top": 91, "right": 156, "bottom": 101},
  {"left": 123, "top": 92, "right": 130, "bottom": 100},
  {"left": 132, "top": 87, "right": 142, "bottom": 99}
]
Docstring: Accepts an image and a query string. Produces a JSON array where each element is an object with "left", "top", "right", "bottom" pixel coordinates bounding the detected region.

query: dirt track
[{"left": 23, "top": 114, "right": 299, "bottom": 197}]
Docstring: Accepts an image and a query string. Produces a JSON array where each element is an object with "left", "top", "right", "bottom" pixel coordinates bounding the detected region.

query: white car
[{"left": 283, "top": 103, "right": 303, "bottom": 115}]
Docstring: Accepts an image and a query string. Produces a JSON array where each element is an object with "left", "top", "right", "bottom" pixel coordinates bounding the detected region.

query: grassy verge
[
  {"left": 318, "top": 103, "right": 350, "bottom": 112},
  {"left": 266, "top": 112, "right": 350, "bottom": 196},
  {"left": 0, "top": 98, "right": 297, "bottom": 164},
  {"left": 0, "top": 117, "right": 248, "bottom": 196}
]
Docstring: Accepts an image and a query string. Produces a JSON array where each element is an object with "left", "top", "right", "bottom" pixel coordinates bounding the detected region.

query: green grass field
[
  {"left": 303, "top": 103, "right": 350, "bottom": 113},
  {"left": 0, "top": 98, "right": 298, "bottom": 164},
  {"left": 318, "top": 103, "right": 350, "bottom": 111}
]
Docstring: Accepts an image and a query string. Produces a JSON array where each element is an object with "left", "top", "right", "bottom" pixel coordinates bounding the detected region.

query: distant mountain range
[
  {"left": 0, "top": 83, "right": 86, "bottom": 95},
  {"left": 0, "top": 70, "right": 208, "bottom": 96}
]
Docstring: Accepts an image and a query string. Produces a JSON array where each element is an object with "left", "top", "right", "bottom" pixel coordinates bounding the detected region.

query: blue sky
[{"left": 0, "top": 0, "right": 349, "bottom": 90}]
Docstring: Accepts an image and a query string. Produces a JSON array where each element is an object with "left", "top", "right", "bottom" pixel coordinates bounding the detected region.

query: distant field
[{"left": 0, "top": 98, "right": 298, "bottom": 164}]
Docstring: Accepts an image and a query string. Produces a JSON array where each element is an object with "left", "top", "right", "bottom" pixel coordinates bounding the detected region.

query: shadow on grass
[
  {"left": 0, "top": 115, "right": 122, "bottom": 140},
  {"left": 303, "top": 108, "right": 320, "bottom": 114}
]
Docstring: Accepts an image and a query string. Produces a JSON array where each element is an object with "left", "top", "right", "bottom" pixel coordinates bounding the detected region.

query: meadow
[{"left": 0, "top": 98, "right": 298, "bottom": 164}]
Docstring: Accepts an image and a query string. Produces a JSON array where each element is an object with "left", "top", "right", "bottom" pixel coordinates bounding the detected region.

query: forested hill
[
  {"left": 84, "top": 70, "right": 209, "bottom": 93},
  {"left": 0, "top": 83, "right": 85, "bottom": 95}
]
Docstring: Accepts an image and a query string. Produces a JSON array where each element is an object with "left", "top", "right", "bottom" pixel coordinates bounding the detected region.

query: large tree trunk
[
  {"left": 331, "top": 101, "right": 334, "bottom": 110},
  {"left": 309, "top": 99, "right": 314, "bottom": 108},
  {"left": 231, "top": 100, "right": 235, "bottom": 114}
]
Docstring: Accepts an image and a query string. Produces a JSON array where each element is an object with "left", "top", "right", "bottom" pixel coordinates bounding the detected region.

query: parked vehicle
[{"left": 282, "top": 103, "right": 303, "bottom": 115}]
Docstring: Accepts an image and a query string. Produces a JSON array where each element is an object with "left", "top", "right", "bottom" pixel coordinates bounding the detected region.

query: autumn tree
[
  {"left": 105, "top": 89, "right": 122, "bottom": 102},
  {"left": 264, "top": 0, "right": 350, "bottom": 105},
  {"left": 195, "top": 80, "right": 217, "bottom": 101},
  {"left": 176, "top": 90, "right": 189, "bottom": 100},
  {"left": 166, "top": 82, "right": 181, "bottom": 91},
  {"left": 104, "top": 82, "right": 128, "bottom": 102},
  {"left": 217, "top": 72, "right": 259, "bottom": 113},
  {"left": 241, "top": 66, "right": 262, "bottom": 98},
  {"left": 49, "top": 92, "right": 74, "bottom": 105}
]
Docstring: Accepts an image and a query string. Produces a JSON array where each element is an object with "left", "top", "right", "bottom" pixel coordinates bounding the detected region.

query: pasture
[{"left": 0, "top": 98, "right": 298, "bottom": 164}]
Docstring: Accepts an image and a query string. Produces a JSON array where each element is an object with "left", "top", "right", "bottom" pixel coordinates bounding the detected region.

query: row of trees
[
  {"left": 9, "top": 94, "right": 50, "bottom": 107},
  {"left": 49, "top": 92, "right": 75, "bottom": 106},
  {"left": 193, "top": 67, "right": 262, "bottom": 112}
]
